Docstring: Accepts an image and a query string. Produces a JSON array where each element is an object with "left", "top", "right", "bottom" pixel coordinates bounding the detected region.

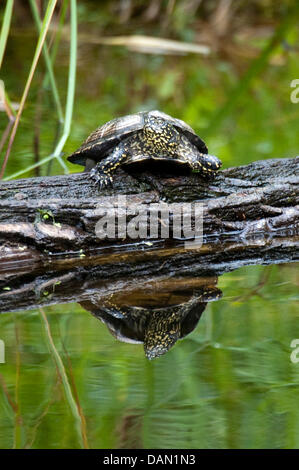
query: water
[
  {"left": 0, "top": 264, "right": 298, "bottom": 448},
  {"left": 0, "top": 11, "right": 298, "bottom": 449}
]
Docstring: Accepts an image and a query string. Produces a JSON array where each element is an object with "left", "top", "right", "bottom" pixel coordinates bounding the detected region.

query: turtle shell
[{"left": 67, "top": 110, "right": 208, "bottom": 166}]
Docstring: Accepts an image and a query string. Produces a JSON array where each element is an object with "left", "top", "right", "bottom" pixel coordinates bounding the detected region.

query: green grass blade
[
  {"left": 3, "top": 0, "right": 77, "bottom": 179},
  {"left": 39, "top": 308, "right": 85, "bottom": 448},
  {"left": 2, "top": 154, "right": 58, "bottom": 180},
  {"left": 29, "top": 0, "right": 64, "bottom": 122},
  {"left": 51, "top": 0, "right": 77, "bottom": 167},
  {"left": 43, "top": 0, "right": 70, "bottom": 89},
  {"left": 0, "top": 0, "right": 58, "bottom": 179},
  {"left": 0, "top": 0, "right": 14, "bottom": 69}
]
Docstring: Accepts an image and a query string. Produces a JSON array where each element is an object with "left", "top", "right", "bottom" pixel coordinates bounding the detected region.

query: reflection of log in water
[
  {"left": 0, "top": 233, "right": 297, "bottom": 314},
  {"left": 1, "top": 270, "right": 223, "bottom": 359}
]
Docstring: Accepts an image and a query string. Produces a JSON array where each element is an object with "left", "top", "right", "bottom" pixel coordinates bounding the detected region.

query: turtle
[
  {"left": 80, "top": 286, "right": 222, "bottom": 360},
  {"left": 67, "top": 110, "right": 222, "bottom": 188}
]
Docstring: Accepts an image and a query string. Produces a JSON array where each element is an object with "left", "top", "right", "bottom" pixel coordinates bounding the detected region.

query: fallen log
[
  {"left": 0, "top": 156, "right": 298, "bottom": 252},
  {"left": 0, "top": 156, "right": 298, "bottom": 314}
]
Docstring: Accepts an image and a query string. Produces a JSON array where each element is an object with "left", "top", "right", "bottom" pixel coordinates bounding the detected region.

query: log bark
[
  {"left": 1, "top": 156, "right": 298, "bottom": 249},
  {"left": 0, "top": 156, "right": 298, "bottom": 313}
]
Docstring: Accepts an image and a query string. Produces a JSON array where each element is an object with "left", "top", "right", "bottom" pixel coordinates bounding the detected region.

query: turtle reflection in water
[{"left": 80, "top": 285, "right": 222, "bottom": 360}]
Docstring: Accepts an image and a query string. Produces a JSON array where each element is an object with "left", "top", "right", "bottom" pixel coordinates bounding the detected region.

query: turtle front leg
[{"left": 90, "top": 142, "right": 129, "bottom": 189}]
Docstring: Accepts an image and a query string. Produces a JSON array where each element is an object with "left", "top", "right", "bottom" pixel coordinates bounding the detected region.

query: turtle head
[
  {"left": 144, "top": 311, "right": 181, "bottom": 360},
  {"left": 143, "top": 115, "right": 180, "bottom": 152},
  {"left": 192, "top": 152, "right": 222, "bottom": 176}
]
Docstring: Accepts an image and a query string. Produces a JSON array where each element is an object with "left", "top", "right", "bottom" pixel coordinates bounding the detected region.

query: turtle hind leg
[{"left": 90, "top": 142, "right": 129, "bottom": 189}]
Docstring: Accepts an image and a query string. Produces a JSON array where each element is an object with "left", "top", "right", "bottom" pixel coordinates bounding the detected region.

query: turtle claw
[
  {"left": 99, "top": 175, "right": 113, "bottom": 189},
  {"left": 89, "top": 168, "right": 113, "bottom": 190}
]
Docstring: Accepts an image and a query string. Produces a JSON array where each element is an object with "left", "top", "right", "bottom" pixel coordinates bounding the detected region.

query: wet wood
[
  {"left": 0, "top": 156, "right": 298, "bottom": 252},
  {"left": 0, "top": 231, "right": 297, "bottom": 313},
  {"left": 0, "top": 156, "right": 298, "bottom": 313}
]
